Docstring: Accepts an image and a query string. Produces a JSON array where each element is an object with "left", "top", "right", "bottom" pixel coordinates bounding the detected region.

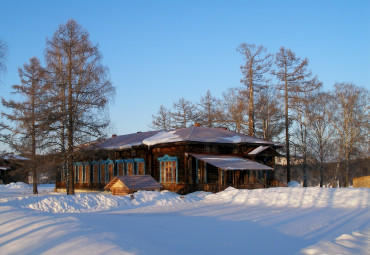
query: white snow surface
[
  {"left": 0, "top": 183, "right": 369, "bottom": 255},
  {"left": 222, "top": 135, "right": 242, "bottom": 143},
  {"left": 288, "top": 180, "right": 302, "bottom": 187},
  {"left": 142, "top": 130, "right": 182, "bottom": 146}
]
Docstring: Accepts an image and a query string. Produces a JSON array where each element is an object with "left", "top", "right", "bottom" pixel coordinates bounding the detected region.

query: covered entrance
[{"left": 188, "top": 153, "right": 273, "bottom": 191}]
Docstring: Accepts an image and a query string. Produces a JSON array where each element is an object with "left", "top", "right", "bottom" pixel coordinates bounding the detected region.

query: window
[
  {"left": 127, "top": 162, "right": 133, "bottom": 175},
  {"left": 74, "top": 164, "right": 84, "bottom": 183},
  {"left": 137, "top": 162, "right": 145, "bottom": 175},
  {"left": 105, "top": 164, "right": 110, "bottom": 183},
  {"left": 92, "top": 164, "right": 99, "bottom": 183},
  {"left": 118, "top": 162, "right": 124, "bottom": 176},
  {"left": 108, "top": 163, "right": 114, "bottom": 181},
  {"left": 135, "top": 158, "right": 145, "bottom": 175},
  {"left": 74, "top": 166, "right": 78, "bottom": 182},
  {"left": 82, "top": 165, "right": 86, "bottom": 183},
  {"left": 100, "top": 164, "right": 105, "bottom": 183},
  {"left": 158, "top": 155, "right": 178, "bottom": 184}
]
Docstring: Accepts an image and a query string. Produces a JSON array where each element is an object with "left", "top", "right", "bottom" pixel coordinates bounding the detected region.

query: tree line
[
  {"left": 0, "top": 20, "right": 115, "bottom": 195},
  {"left": 151, "top": 44, "right": 369, "bottom": 187}
]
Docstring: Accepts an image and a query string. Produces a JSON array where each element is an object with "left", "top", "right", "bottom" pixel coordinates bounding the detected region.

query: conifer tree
[
  {"left": 46, "top": 19, "right": 115, "bottom": 195},
  {"left": 273, "top": 47, "right": 321, "bottom": 183}
]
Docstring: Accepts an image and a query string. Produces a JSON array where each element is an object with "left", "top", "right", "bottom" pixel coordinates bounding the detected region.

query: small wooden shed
[
  {"left": 105, "top": 175, "right": 162, "bottom": 195},
  {"left": 353, "top": 176, "right": 370, "bottom": 188}
]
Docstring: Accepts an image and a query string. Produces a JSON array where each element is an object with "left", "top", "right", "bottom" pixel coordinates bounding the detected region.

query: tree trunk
[
  {"left": 285, "top": 77, "right": 290, "bottom": 183},
  {"left": 248, "top": 72, "right": 254, "bottom": 137},
  {"left": 32, "top": 167, "right": 38, "bottom": 194},
  {"left": 66, "top": 48, "right": 74, "bottom": 195}
]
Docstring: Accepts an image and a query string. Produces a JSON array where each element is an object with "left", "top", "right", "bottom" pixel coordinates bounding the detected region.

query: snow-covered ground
[{"left": 0, "top": 183, "right": 369, "bottom": 255}]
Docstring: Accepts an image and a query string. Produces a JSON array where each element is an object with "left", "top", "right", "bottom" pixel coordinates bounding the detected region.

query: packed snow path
[{"left": 0, "top": 183, "right": 369, "bottom": 255}]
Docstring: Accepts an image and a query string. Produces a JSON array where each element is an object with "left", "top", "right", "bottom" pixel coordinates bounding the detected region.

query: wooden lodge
[{"left": 55, "top": 126, "right": 282, "bottom": 194}]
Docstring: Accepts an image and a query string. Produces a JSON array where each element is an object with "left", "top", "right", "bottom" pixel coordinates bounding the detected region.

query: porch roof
[
  {"left": 104, "top": 175, "right": 162, "bottom": 190},
  {"left": 188, "top": 153, "right": 273, "bottom": 171}
]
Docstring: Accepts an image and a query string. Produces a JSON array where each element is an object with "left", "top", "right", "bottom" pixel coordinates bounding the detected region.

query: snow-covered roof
[
  {"left": 248, "top": 146, "right": 270, "bottom": 155},
  {"left": 189, "top": 153, "right": 273, "bottom": 171},
  {"left": 88, "top": 130, "right": 163, "bottom": 150},
  {"left": 105, "top": 175, "right": 162, "bottom": 191},
  {"left": 92, "top": 126, "right": 280, "bottom": 150},
  {"left": 0, "top": 154, "right": 29, "bottom": 161},
  {"left": 0, "top": 166, "right": 11, "bottom": 171}
]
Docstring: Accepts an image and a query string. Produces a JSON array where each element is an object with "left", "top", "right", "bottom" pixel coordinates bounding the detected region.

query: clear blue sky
[{"left": 1, "top": 0, "right": 369, "bottom": 144}]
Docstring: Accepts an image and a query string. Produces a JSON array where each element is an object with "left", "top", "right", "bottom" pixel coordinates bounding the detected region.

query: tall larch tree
[
  {"left": 46, "top": 19, "right": 115, "bottom": 195},
  {"left": 273, "top": 47, "right": 321, "bottom": 183},
  {"left": 1, "top": 57, "right": 48, "bottom": 194},
  {"left": 237, "top": 43, "right": 272, "bottom": 137}
]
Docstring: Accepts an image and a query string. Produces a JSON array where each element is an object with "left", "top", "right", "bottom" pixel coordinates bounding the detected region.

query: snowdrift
[{"left": 1, "top": 183, "right": 368, "bottom": 213}]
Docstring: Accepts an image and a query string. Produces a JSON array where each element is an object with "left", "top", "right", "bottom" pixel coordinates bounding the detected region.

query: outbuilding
[{"left": 104, "top": 175, "right": 162, "bottom": 195}]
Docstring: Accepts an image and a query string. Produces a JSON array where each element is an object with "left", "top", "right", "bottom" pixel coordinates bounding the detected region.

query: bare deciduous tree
[
  {"left": 220, "top": 88, "right": 248, "bottom": 133},
  {"left": 46, "top": 19, "right": 115, "bottom": 195},
  {"left": 197, "top": 90, "right": 221, "bottom": 128},
  {"left": 171, "top": 98, "right": 195, "bottom": 129},
  {"left": 237, "top": 43, "right": 272, "bottom": 137},
  {"left": 307, "top": 91, "right": 335, "bottom": 187},
  {"left": 254, "top": 86, "right": 284, "bottom": 141},
  {"left": 151, "top": 105, "right": 172, "bottom": 130},
  {"left": 1, "top": 57, "right": 49, "bottom": 194},
  {"left": 331, "top": 83, "right": 369, "bottom": 187}
]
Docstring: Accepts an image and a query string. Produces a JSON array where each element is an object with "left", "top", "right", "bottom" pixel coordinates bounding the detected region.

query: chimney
[
  {"left": 111, "top": 134, "right": 117, "bottom": 138},
  {"left": 194, "top": 123, "right": 201, "bottom": 127}
]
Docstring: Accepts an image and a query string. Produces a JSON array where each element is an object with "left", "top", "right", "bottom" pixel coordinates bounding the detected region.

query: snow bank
[
  {"left": 0, "top": 182, "right": 31, "bottom": 189},
  {"left": 288, "top": 181, "right": 301, "bottom": 187},
  {"left": 0, "top": 182, "right": 54, "bottom": 193},
  {"left": 2, "top": 183, "right": 369, "bottom": 214},
  {"left": 301, "top": 228, "right": 370, "bottom": 255},
  {"left": 204, "top": 187, "right": 370, "bottom": 209},
  {"left": 0, "top": 186, "right": 208, "bottom": 213}
]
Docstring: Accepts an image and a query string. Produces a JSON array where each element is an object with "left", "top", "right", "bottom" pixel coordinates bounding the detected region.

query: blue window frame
[
  {"left": 116, "top": 159, "right": 125, "bottom": 176},
  {"left": 106, "top": 159, "right": 114, "bottom": 182},
  {"left": 125, "top": 159, "right": 134, "bottom": 175},
  {"left": 74, "top": 162, "right": 85, "bottom": 183},
  {"left": 158, "top": 155, "right": 178, "bottom": 184},
  {"left": 134, "top": 158, "right": 145, "bottom": 175}
]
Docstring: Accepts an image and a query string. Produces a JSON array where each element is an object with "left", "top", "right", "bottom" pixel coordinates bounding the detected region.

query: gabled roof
[
  {"left": 189, "top": 153, "right": 273, "bottom": 171},
  {"left": 248, "top": 146, "right": 281, "bottom": 156},
  {"left": 104, "top": 175, "right": 162, "bottom": 191},
  {"left": 91, "top": 126, "right": 281, "bottom": 151}
]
